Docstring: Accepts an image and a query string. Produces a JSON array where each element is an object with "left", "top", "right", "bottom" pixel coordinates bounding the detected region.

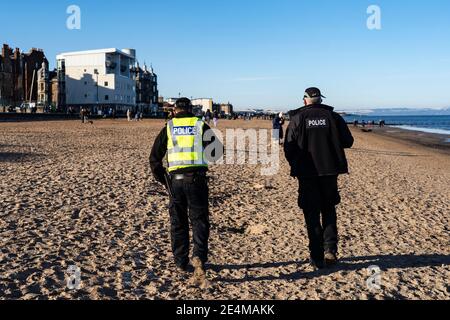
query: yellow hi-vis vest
[{"left": 166, "top": 117, "right": 208, "bottom": 172}]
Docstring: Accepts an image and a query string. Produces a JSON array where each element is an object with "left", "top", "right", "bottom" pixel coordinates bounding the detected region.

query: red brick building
[
  {"left": 22, "top": 47, "right": 48, "bottom": 103},
  {"left": 0, "top": 43, "right": 48, "bottom": 109},
  {"left": 0, "top": 44, "right": 14, "bottom": 109}
]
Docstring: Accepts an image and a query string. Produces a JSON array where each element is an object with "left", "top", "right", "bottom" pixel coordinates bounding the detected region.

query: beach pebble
[
  {"left": 253, "top": 183, "right": 265, "bottom": 190},
  {"left": 71, "top": 208, "right": 81, "bottom": 219},
  {"left": 146, "top": 285, "right": 158, "bottom": 295},
  {"left": 245, "top": 224, "right": 268, "bottom": 235}
]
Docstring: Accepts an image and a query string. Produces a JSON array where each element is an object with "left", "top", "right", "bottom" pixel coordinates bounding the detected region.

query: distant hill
[{"left": 344, "top": 108, "right": 450, "bottom": 117}]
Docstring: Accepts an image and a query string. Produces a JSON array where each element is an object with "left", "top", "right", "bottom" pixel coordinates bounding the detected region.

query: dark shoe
[
  {"left": 309, "top": 258, "right": 325, "bottom": 270},
  {"left": 176, "top": 262, "right": 193, "bottom": 274},
  {"left": 324, "top": 251, "right": 338, "bottom": 267}
]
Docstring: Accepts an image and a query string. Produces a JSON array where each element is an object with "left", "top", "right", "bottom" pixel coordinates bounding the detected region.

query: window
[
  {"left": 104, "top": 81, "right": 108, "bottom": 87},
  {"left": 105, "top": 95, "right": 109, "bottom": 101},
  {"left": 84, "top": 94, "right": 88, "bottom": 98},
  {"left": 84, "top": 81, "right": 87, "bottom": 85},
  {"left": 94, "top": 69, "right": 98, "bottom": 74}
]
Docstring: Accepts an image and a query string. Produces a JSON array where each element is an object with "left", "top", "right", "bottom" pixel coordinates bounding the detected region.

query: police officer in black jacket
[
  {"left": 284, "top": 88, "right": 354, "bottom": 269},
  {"left": 150, "top": 98, "right": 221, "bottom": 279}
]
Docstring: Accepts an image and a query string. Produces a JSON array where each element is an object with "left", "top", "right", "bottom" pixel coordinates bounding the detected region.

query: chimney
[{"left": 2, "top": 44, "right": 9, "bottom": 58}]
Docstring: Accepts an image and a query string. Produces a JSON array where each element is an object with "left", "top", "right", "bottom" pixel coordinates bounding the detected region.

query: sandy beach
[{"left": 0, "top": 119, "right": 449, "bottom": 300}]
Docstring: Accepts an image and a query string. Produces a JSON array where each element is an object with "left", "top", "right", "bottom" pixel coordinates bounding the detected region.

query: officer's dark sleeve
[
  {"left": 284, "top": 116, "right": 301, "bottom": 165},
  {"left": 334, "top": 113, "right": 354, "bottom": 149},
  {"left": 150, "top": 127, "right": 168, "bottom": 184}
]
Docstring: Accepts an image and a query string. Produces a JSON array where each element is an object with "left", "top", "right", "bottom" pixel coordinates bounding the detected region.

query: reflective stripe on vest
[{"left": 167, "top": 117, "right": 208, "bottom": 172}]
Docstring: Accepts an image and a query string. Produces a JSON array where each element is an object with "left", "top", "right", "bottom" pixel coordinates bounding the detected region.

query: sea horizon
[{"left": 343, "top": 115, "right": 450, "bottom": 136}]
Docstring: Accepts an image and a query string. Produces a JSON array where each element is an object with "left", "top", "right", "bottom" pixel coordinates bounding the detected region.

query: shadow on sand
[
  {"left": 210, "top": 254, "right": 450, "bottom": 282},
  {"left": 0, "top": 152, "right": 45, "bottom": 163},
  {"left": 348, "top": 148, "right": 426, "bottom": 157}
]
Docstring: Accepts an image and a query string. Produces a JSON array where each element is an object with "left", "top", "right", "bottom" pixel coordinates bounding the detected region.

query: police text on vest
[
  {"left": 307, "top": 118, "right": 328, "bottom": 128},
  {"left": 173, "top": 126, "right": 198, "bottom": 136}
]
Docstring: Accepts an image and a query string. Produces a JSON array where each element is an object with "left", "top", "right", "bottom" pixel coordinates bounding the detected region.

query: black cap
[
  {"left": 175, "top": 97, "right": 192, "bottom": 110},
  {"left": 304, "top": 87, "right": 326, "bottom": 99}
]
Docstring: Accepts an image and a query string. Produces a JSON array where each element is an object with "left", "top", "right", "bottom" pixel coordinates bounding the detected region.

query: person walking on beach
[
  {"left": 205, "top": 109, "right": 212, "bottom": 125},
  {"left": 213, "top": 112, "right": 219, "bottom": 128},
  {"left": 80, "top": 107, "right": 86, "bottom": 124},
  {"left": 284, "top": 87, "right": 354, "bottom": 270},
  {"left": 150, "top": 97, "right": 220, "bottom": 286},
  {"left": 272, "top": 112, "right": 285, "bottom": 145}
]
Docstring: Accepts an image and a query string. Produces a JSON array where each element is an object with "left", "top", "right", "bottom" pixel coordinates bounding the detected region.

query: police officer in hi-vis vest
[{"left": 150, "top": 97, "right": 219, "bottom": 278}]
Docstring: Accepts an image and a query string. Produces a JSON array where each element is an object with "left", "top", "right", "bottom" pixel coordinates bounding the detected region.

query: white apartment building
[
  {"left": 57, "top": 48, "right": 137, "bottom": 112},
  {"left": 191, "top": 98, "right": 213, "bottom": 113},
  {"left": 165, "top": 98, "right": 179, "bottom": 105}
]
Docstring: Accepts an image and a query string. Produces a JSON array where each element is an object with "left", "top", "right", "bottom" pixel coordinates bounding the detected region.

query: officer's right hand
[{"left": 155, "top": 175, "right": 165, "bottom": 185}]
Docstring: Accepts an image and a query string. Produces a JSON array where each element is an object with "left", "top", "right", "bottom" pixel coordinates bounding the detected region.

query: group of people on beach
[
  {"left": 353, "top": 119, "right": 386, "bottom": 128},
  {"left": 127, "top": 109, "right": 144, "bottom": 122},
  {"left": 202, "top": 110, "right": 220, "bottom": 128}
]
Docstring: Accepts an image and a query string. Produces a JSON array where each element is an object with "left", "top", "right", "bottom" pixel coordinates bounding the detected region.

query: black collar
[{"left": 175, "top": 112, "right": 196, "bottom": 118}]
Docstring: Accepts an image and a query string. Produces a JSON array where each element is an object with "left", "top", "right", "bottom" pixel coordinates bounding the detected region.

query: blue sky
[{"left": 2, "top": 0, "right": 450, "bottom": 110}]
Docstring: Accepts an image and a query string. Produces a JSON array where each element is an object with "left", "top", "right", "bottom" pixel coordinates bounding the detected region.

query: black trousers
[
  {"left": 298, "top": 175, "right": 341, "bottom": 262},
  {"left": 169, "top": 174, "right": 210, "bottom": 267}
]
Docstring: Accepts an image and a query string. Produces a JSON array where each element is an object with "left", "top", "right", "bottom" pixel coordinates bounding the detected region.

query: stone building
[
  {"left": 21, "top": 48, "right": 48, "bottom": 103},
  {"left": 0, "top": 43, "right": 48, "bottom": 109},
  {"left": 11, "top": 47, "right": 24, "bottom": 104},
  {"left": 37, "top": 61, "right": 50, "bottom": 107},
  {"left": 36, "top": 62, "right": 63, "bottom": 111},
  {"left": 0, "top": 44, "right": 14, "bottom": 109},
  {"left": 134, "top": 63, "right": 158, "bottom": 114},
  {"left": 49, "top": 70, "right": 61, "bottom": 109},
  {"left": 217, "top": 102, "right": 234, "bottom": 115}
]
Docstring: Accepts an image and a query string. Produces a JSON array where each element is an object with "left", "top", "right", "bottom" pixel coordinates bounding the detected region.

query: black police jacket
[{"left": 284, "top": 104, "right": 354, "bottom": 178}]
